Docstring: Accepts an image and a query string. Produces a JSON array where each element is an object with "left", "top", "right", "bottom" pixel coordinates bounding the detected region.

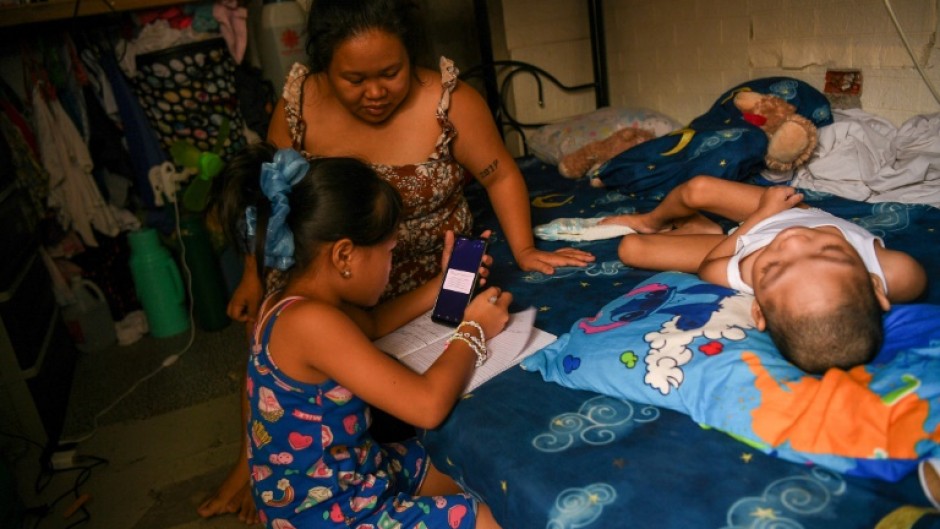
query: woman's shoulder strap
[
  {"left": 283, "top": 63, "right": 311, "bottom": 151},
  {"left": 437, "top": 56, "right": 458, "bottom": 114}
]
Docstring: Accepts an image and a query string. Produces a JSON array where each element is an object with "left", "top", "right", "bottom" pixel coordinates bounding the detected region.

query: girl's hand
[
  {"left": 440, "top": 230, "right": 495, "bottom": 287},
  {"left": 515, "top": 246, "right": 595, "bottom": 275},
  {"left": 463, "top": 286, "right": 512, "bottom": 340}
]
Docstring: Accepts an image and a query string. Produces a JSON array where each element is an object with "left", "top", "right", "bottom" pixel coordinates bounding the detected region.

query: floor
[{"left": 6, "top": 319, "right": 260, "bottom": 529}]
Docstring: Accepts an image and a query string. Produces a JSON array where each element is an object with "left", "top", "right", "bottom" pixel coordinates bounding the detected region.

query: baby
[{"left": 602, "top": 176, "right": 926, "bottom": 373}]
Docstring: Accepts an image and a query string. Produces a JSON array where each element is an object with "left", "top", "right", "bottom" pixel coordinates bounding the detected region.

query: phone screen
[{"left": 431, "top": 236, "right": 488, "bottom": 326}]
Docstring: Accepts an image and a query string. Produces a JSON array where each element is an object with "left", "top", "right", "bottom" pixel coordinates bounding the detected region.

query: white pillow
[{"left": 527, "top": 107, "right": 682, "bottom": 165}]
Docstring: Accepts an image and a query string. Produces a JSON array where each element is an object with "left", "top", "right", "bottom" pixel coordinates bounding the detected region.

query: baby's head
[{"left": 750, "top": 226, "right": 890, "bottom": 374}]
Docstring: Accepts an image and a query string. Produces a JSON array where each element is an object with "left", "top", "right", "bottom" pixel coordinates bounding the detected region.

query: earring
[{"left": 342, "top": 269, "right": 351, "bottom": 279}]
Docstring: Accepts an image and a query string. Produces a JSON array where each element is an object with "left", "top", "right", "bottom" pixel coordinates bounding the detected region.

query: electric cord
[
  {"left": 23, "top": 455, "right": 108, "bottom": 529},
  {"left": 1, "top": 431, "right": 107, "bottom": 529},
  {"left": 0, "top": 429, "right": 52, "bottom": 495},
  {"left": 883, "top": 0, "right": 940, "bottom": 105},
  {"left": 58, "top": 198, "right": 198, "bottom": 446}
]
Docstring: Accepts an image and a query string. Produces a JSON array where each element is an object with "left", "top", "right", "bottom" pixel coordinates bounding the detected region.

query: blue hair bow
[
  {"left": 260, "top": 149, "right": 309, "bottom": 270},
  {"left": 243, "top": 205, "right": 257, "bottom": 250}
]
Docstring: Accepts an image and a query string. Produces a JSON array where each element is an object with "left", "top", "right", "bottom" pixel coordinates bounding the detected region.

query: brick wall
[{"left": 496, "top": 0, "right": 939, "bottom": 128}]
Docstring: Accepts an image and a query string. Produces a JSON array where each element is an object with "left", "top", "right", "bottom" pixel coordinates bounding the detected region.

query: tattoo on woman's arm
[{"left": 478, "top": 159, "right": 498, "bottom": 180}]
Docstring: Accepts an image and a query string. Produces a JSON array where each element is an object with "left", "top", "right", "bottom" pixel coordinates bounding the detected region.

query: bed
[{"left": 420, "top": 155, "right": 940, "bottom": 529}]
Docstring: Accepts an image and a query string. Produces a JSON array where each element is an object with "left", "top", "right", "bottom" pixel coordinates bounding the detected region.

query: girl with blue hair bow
[{"left": 216, "top": 146, "right": 509, "bottom": 529}]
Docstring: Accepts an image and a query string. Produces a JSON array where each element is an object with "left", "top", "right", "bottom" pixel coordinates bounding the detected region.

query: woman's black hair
[
  {"left": 305, "top": 0, "right": 424, "bottom": 73},
  {"left": 216, "top": 143, "right": 402, "bottom": 290}
]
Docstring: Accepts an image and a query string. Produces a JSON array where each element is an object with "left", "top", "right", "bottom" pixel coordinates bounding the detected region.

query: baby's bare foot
[{"left": 670, "top": 214, "right": 724, "bottom": 235}]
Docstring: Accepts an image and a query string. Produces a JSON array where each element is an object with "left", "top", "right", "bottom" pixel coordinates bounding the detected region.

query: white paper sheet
[{"left": 374, "top": 307, "right": 556, "bottom": 392}]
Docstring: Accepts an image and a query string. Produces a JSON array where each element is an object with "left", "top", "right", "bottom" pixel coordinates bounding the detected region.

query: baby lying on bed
[{"left": 601, "top": 175, "right": 927, "bottom": 374}]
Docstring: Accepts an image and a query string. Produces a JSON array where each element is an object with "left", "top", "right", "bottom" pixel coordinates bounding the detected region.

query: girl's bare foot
[{"left": 197, "top": 463, "right": 258, "bottom": 524}]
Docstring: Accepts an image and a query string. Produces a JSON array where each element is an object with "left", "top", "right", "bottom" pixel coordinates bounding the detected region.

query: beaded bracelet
[
  {"left": 458, "top": 320, "right": 485, "bottom": 343},
  {"left": 446, "top": 334, "right": 487, "bottom": 367}
]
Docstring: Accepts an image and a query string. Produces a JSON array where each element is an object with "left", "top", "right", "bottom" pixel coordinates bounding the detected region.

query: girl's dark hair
[
  {"left": 217, "top": 143, "right": 402, "bottom": 291},
  {"left": 305, "top": 0, "right": 423, "bottom": 73},
  {"left": 211, "top": 142, "right": 276, "bottom": 255}
]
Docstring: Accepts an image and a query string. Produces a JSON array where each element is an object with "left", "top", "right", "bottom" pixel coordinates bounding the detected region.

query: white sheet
[{"left": 784, "top": 108, "right": 940, "bottom": 207}]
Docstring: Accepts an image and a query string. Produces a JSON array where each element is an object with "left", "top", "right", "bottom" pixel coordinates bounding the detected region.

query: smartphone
[{"left": 431, "top": 236, "right": 489, "bottom": 326}]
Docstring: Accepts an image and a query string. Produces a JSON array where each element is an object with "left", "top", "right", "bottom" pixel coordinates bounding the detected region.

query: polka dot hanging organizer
[{"left": 132, "top": 38, "right": 248, "bottom": 160}]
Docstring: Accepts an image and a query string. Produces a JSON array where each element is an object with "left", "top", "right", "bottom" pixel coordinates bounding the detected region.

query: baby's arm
[
  {"left": 698, "top": 187, "right": 803, "bottom": 285},
  {"left": 876, "top": 247, "right": 927, "bottom": 302}
]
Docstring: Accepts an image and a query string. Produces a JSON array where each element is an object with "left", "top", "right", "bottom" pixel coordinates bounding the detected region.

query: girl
[
  {"left": 203, "top": 2, "right": 591, "bottom": 518},
  {"left": 223, "top": 146, "right": 508, "bottom": 528}
]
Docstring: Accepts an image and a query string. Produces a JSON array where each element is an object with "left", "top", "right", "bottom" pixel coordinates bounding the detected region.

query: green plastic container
[
  {"left": 128, "top": 229, "right": 191, "bottom": 338},
  {"left": 179, "top": 215, "right": 230, "bottom": 331}
]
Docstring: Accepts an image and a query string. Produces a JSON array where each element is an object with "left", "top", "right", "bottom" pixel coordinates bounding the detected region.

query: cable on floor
[
  {"left": 59, "top": 198, "right": 198, "bottom": 447},
  {"left": 22, "top": 455, "right": 108, "bottom": 529}
]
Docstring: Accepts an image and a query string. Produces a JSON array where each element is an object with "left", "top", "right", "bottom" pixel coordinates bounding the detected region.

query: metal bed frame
[{"left": 463, "top": 0, "right": 609, "bottom": 153}]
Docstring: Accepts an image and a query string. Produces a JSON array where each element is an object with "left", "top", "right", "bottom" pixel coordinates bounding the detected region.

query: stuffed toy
[
  {"left": 588, "top": 77, "right": 833, "bottom": 195},
  {"left": 558, "top": 127, "right": 655, "bottom": 179},
  {"left": 733, "top": 91, "right": 817, "bottom": 171}
]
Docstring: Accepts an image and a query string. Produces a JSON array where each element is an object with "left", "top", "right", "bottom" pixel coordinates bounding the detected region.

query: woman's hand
[
  {"left": 514, "top": 246, "right": 595, "bottom": 275},
  {"left": 227, "top": 264, "right": 263, "bottom": 324},
  {"left": 463, "top": 286, "right": 512, "bottom": 340}
]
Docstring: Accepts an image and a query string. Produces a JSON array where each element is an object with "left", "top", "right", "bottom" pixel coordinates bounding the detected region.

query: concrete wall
[
  {"left": 496, "top": 0, "right": 598, "bottom": 123},
  {"left": 496, "top": 0, "right": 940, "bottom": 128}
]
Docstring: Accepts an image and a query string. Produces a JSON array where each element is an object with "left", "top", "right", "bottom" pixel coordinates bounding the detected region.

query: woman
[{"left": 199, "top": 0, "right": 593, "bottom": 522}]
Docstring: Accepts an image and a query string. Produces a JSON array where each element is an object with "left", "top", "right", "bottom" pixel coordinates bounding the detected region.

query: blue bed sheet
[{"left": 421, "top": 156, "right": 940, "bottom": 529}]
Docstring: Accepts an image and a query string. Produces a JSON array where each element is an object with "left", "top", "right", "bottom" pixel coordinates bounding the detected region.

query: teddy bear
[
  {"left": 732, "top": 91, "right": 818, "bottom": 171},
  {"left": 585, "top": 77, "right": 831, "bottom": 193},
  {"left": 558, "top": 127, "right": 655, "bottom": 179}
]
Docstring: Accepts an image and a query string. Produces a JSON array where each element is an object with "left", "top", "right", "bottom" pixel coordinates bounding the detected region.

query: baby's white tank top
[{"left": 726, "top": 208, "right": 887, "bottom": 295}]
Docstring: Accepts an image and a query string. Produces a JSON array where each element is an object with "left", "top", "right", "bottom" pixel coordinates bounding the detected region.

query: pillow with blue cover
[{"left": 521, "top": 271, "right": 940, "bottom": 482}]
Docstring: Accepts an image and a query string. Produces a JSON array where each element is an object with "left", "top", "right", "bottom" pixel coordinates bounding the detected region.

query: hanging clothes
[
  {"left": 0, "top": 79, "right": 48, "bottom": 217},
  {"left": 0, "top": 112, "right": 48, "bottom": 219},
  {"left": 95, "top": 42, "right": 165, "bottom": 207},
  {"left": 79, "top": 46, "right": 120, "bottom": 123},
  {"left": 32, "top": 82, "right": 119, "bottom": 247}
]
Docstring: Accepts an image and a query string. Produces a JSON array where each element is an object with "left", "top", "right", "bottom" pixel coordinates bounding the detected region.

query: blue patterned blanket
[{"left": 421, "top": 157, "right": 940, "bottom": 529}]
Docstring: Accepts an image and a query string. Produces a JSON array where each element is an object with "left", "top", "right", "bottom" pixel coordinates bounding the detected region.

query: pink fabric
[{"left": 213, "top": 0, "right": 248, "bottom": 64}]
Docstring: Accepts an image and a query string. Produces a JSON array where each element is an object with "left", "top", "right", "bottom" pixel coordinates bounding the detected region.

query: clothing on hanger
[{"left": 32, "top": 81, "right": 120, "bottom": 247}]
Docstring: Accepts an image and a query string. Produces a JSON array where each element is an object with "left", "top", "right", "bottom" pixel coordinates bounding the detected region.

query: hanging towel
[{"left": 32, "top": 83, "right": 120, "bottom": 247}]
